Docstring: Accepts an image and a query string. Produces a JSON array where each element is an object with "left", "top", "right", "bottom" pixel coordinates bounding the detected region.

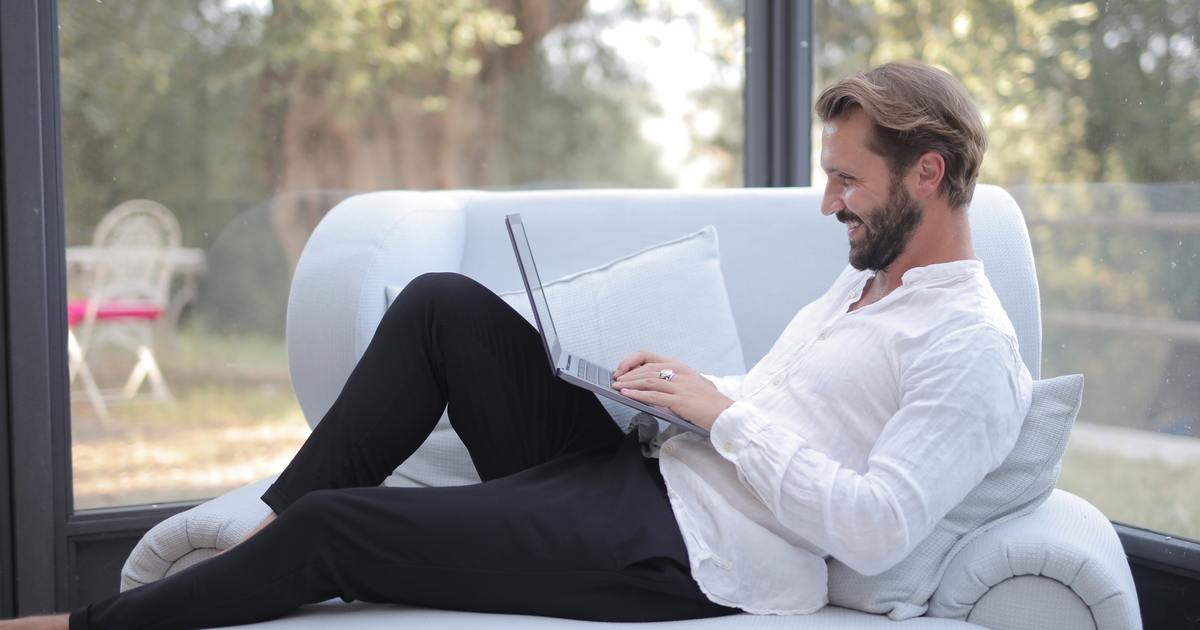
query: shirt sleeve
[
  {"left": 700, "top": 373, "right": 746, "bottom": 401},
  {"left": 707, "top": 324, "right": 1032, "bottom": 576}
]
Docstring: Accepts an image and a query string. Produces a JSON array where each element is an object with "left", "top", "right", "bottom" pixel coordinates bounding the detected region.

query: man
[
  {"left": 615, "top": 59, "right": 1031, "bottom": 612},
  {"left": 6, "top": 60, "right": 1030, "bottom": 629}
]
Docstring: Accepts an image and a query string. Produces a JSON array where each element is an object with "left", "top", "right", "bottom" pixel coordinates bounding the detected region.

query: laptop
[{"left": 505, "top": 213, "right": 710, "bottom": 437}]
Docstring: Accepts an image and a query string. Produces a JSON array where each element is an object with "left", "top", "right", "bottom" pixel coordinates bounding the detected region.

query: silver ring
[{"left": 658, "top": 369, "right": 675, "bottom": 381}]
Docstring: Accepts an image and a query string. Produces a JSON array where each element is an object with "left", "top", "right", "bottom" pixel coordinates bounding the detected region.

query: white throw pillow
[
  {"left": 492, "top": 224, "right": 746, "bottom": 433},
  {"left": 827, "top": 373, "right": 1085, "bottom": 619},
  {"left": 383, "top": 224, "right": 745, "bottom": 484}
]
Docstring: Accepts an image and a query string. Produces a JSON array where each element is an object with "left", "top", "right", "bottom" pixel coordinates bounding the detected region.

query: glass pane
[
  {"left": 814, "top": 1, "right": 1199, "bottom": 541},
  {"left": 60, "top": 0, "right": 744, "bottom": 509}
]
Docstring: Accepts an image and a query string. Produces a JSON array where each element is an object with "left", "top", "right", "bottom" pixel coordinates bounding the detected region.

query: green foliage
[
  {"left": 815, "top": 0, "right": 1200, "bottom": 187},
  {"left": 189, "top": 198, "right": 293, "bottom": 338},
  {"left": 59, "top": 1, "right": 268, "bottom": 245},
  {"left": 253, "top": 0, "right": 523, "bottom": 120},
  {"left": 498, "top": 26, "right": 671, "bottom": 187}
]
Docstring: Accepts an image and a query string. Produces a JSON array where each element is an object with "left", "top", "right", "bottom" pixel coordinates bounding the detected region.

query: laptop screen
[{"left": 505, "top": 215, "right": 561, "bottom": 367}]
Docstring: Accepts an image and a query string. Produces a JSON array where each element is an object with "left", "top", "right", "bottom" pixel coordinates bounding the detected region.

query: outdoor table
[{"left": 65, "top": 246, "right": 208, "bottom": 329}]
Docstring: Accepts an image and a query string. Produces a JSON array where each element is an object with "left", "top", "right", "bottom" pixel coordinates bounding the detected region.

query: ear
[{"left": 912, "top": 151, "right": 945, "bottom": 199}]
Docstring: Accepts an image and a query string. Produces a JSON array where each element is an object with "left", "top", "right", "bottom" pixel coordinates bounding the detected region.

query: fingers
[
  {"left": 614, "top": 349, "right": 663, "bottom": 377},
  {"left": 615, "top": 361, "right": 688, "bottom": 382},
  {"left": 616, "top": 362, "right": 665, "bottom": 382},
  {"left": 613, "top": 351, "right": 643, "bottom": 377},
  {"left": 613, "top": 376, "right": 674, "bottom": 394}
]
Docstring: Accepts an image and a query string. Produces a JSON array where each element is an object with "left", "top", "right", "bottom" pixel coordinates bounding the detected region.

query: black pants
[{"left": 71, "top": 272, "right": 740, "bottom": 629}]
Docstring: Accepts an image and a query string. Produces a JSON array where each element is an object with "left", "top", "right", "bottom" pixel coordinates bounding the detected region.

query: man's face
[{"left": 820, "top": 109, "right": 924, "bottom": 271}]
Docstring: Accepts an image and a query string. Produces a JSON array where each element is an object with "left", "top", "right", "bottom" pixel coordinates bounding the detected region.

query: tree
[
  {"left": 59, "top": 0, "right": 679, "bottom": 335},
  {"left": 246, "top": 1, "right": 588, "bottom": 268}
]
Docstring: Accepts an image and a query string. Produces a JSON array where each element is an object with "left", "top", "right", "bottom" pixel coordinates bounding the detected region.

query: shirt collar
[
  {"left": 845, "top": 258, "right": 983, "bottom": 308},
  {"left": 898, "top": 258, "right": 984, "bottom": 286}
]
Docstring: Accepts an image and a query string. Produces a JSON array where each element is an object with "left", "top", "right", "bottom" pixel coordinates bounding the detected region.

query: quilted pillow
[
  {"left": 827, "top": 373, "right": 1085, "bottom": 619},
  {"left": 383, "top": 224, "right": 745, "bottom": 486}
]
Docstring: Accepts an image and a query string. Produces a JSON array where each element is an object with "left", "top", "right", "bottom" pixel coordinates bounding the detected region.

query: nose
[{"left": 821, "top": 193, "right": 843, "bottom": 217}]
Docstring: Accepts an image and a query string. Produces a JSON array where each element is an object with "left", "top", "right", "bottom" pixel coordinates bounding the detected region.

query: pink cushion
[{"left": 68, "top": 299, "right": 163, "bottom": 327}]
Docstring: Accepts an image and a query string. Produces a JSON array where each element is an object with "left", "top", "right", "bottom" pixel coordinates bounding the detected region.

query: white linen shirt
[{"left": 645, "top": 259, "right": 1033, "bottom": 615}]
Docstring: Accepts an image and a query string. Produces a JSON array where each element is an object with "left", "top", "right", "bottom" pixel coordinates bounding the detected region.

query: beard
[{"left": 836, "top": 177, "right": 924, "bottom": 272}]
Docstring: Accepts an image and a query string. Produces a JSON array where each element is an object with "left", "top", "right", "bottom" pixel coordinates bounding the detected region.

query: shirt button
[
  {"left": 723, "top": 442, "right": 734, "bottom": 453},
  {"left": 663, "top": 443, "right": 677, "bottom": 455},
  {"left": 772, "top": 373, "right": 784, "bottom": 386},
  {"left": 817, "top": 329, "right": 830, "bottom": 341}
]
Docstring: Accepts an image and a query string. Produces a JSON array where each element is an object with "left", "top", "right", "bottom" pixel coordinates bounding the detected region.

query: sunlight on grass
[
  {"left": 71, "top": 327, "right": 310, "bottom": 510},
  {"left": 160, "top": 323, "right": 290, "bottom": 368},
  {"left": 71, "top": 380, "right": 310, "bottom": 509}
]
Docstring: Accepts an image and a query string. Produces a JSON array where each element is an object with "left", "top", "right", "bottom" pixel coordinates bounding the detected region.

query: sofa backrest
[{"left": 452, "top": 184, "right": 1041, "bottom": 377}]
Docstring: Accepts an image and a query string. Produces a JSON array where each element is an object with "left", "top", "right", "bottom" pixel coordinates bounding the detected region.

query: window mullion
[{"left": 744, "top": 0, "right": 812, "bottom": 187}]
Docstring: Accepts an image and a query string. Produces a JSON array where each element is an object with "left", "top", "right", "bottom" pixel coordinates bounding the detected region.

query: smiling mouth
[{"left": 837, "top": 211, "right": 865, "bottom": 238}]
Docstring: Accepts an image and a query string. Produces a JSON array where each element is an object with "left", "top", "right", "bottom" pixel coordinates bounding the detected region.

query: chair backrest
[{"left": 88, "top": 199, "right": 182, "bottom": 307}]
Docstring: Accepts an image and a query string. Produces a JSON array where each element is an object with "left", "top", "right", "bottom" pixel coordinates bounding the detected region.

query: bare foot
[
  {"left": 0, "top": 613, "right": 69, "bottom": 629},
  {"left": 218, "top": 511, "right": 276, "bottom": 555}
]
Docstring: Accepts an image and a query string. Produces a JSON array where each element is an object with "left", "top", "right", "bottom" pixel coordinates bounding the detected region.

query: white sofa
[{"left": 121, "top": 186, "right": 1142, "bottom": 629}]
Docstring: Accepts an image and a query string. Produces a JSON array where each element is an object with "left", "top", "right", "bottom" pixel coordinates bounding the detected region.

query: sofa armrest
[
  {"left": 929, "top": 489, "right": 1142, "bottom": 630},
  {"left": 120, "top": 476, "right": 276, "bottom": 592},
  {"left": 287, "top": 191, "right": 466, "bottom": 427}
]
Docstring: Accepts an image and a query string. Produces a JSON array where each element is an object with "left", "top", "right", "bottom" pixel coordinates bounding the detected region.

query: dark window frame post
[
  {"left": 0, "top": 0, "right": 73, "bottom": 614},
  {"left": 744, "top": 0, "right": 813, "bottom": 187}
]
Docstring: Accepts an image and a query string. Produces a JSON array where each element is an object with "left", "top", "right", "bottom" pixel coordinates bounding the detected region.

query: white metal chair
[{"left": 68, "top": 199, "right": 180, "bottom": 417}]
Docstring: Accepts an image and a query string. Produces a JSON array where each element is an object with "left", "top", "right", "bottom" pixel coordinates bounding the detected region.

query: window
[
  {"left": 59, "top": 0, "right": 745, "bottom": 509},
  {"left": 5, "top": 0, "right": 1195, "bottom": 612},
  {"left": 813, "top": 0, "right": 1200, "bottom": 541}
]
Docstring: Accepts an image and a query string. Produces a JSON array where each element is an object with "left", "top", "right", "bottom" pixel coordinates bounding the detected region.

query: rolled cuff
[{"left": 708, "top": 399, "right": 773, "bottom": 461}]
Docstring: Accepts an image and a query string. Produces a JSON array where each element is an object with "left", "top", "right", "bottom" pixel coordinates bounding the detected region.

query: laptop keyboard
[{"left": 575, "top": 358, "right": 613, "bottom": 388}]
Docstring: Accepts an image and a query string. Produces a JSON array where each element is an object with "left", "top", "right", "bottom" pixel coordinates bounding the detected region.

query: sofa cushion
[
  {"left": 827, "top": 373, "right": 1085, "bottom": 620},
  {"left": 492, "top": 224, "right": 746, "bottom": 433}
]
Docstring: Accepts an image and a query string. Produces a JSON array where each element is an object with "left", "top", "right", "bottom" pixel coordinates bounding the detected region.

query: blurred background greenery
[{"left": 59, "top": 0, "right": 1198, "bottom": 539}]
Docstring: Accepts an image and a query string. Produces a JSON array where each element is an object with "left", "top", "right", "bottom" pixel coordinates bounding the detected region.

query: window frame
[
  {"left": 1, "top": 0, "right": 197, "bottom": 613},
  {"left": 744, "top": 0, "right": 813, "bottom": 186},
  {"left": 0, "top": 0, "right": 1196, "bottom": 616},
  {"left": 2, "top": 0, "right": 72, "bottom": 614}
]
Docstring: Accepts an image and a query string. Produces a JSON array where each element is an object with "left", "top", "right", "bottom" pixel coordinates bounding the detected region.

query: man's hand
[{"left": 612, "top": 350, "right": 735, "bottom": 432}]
